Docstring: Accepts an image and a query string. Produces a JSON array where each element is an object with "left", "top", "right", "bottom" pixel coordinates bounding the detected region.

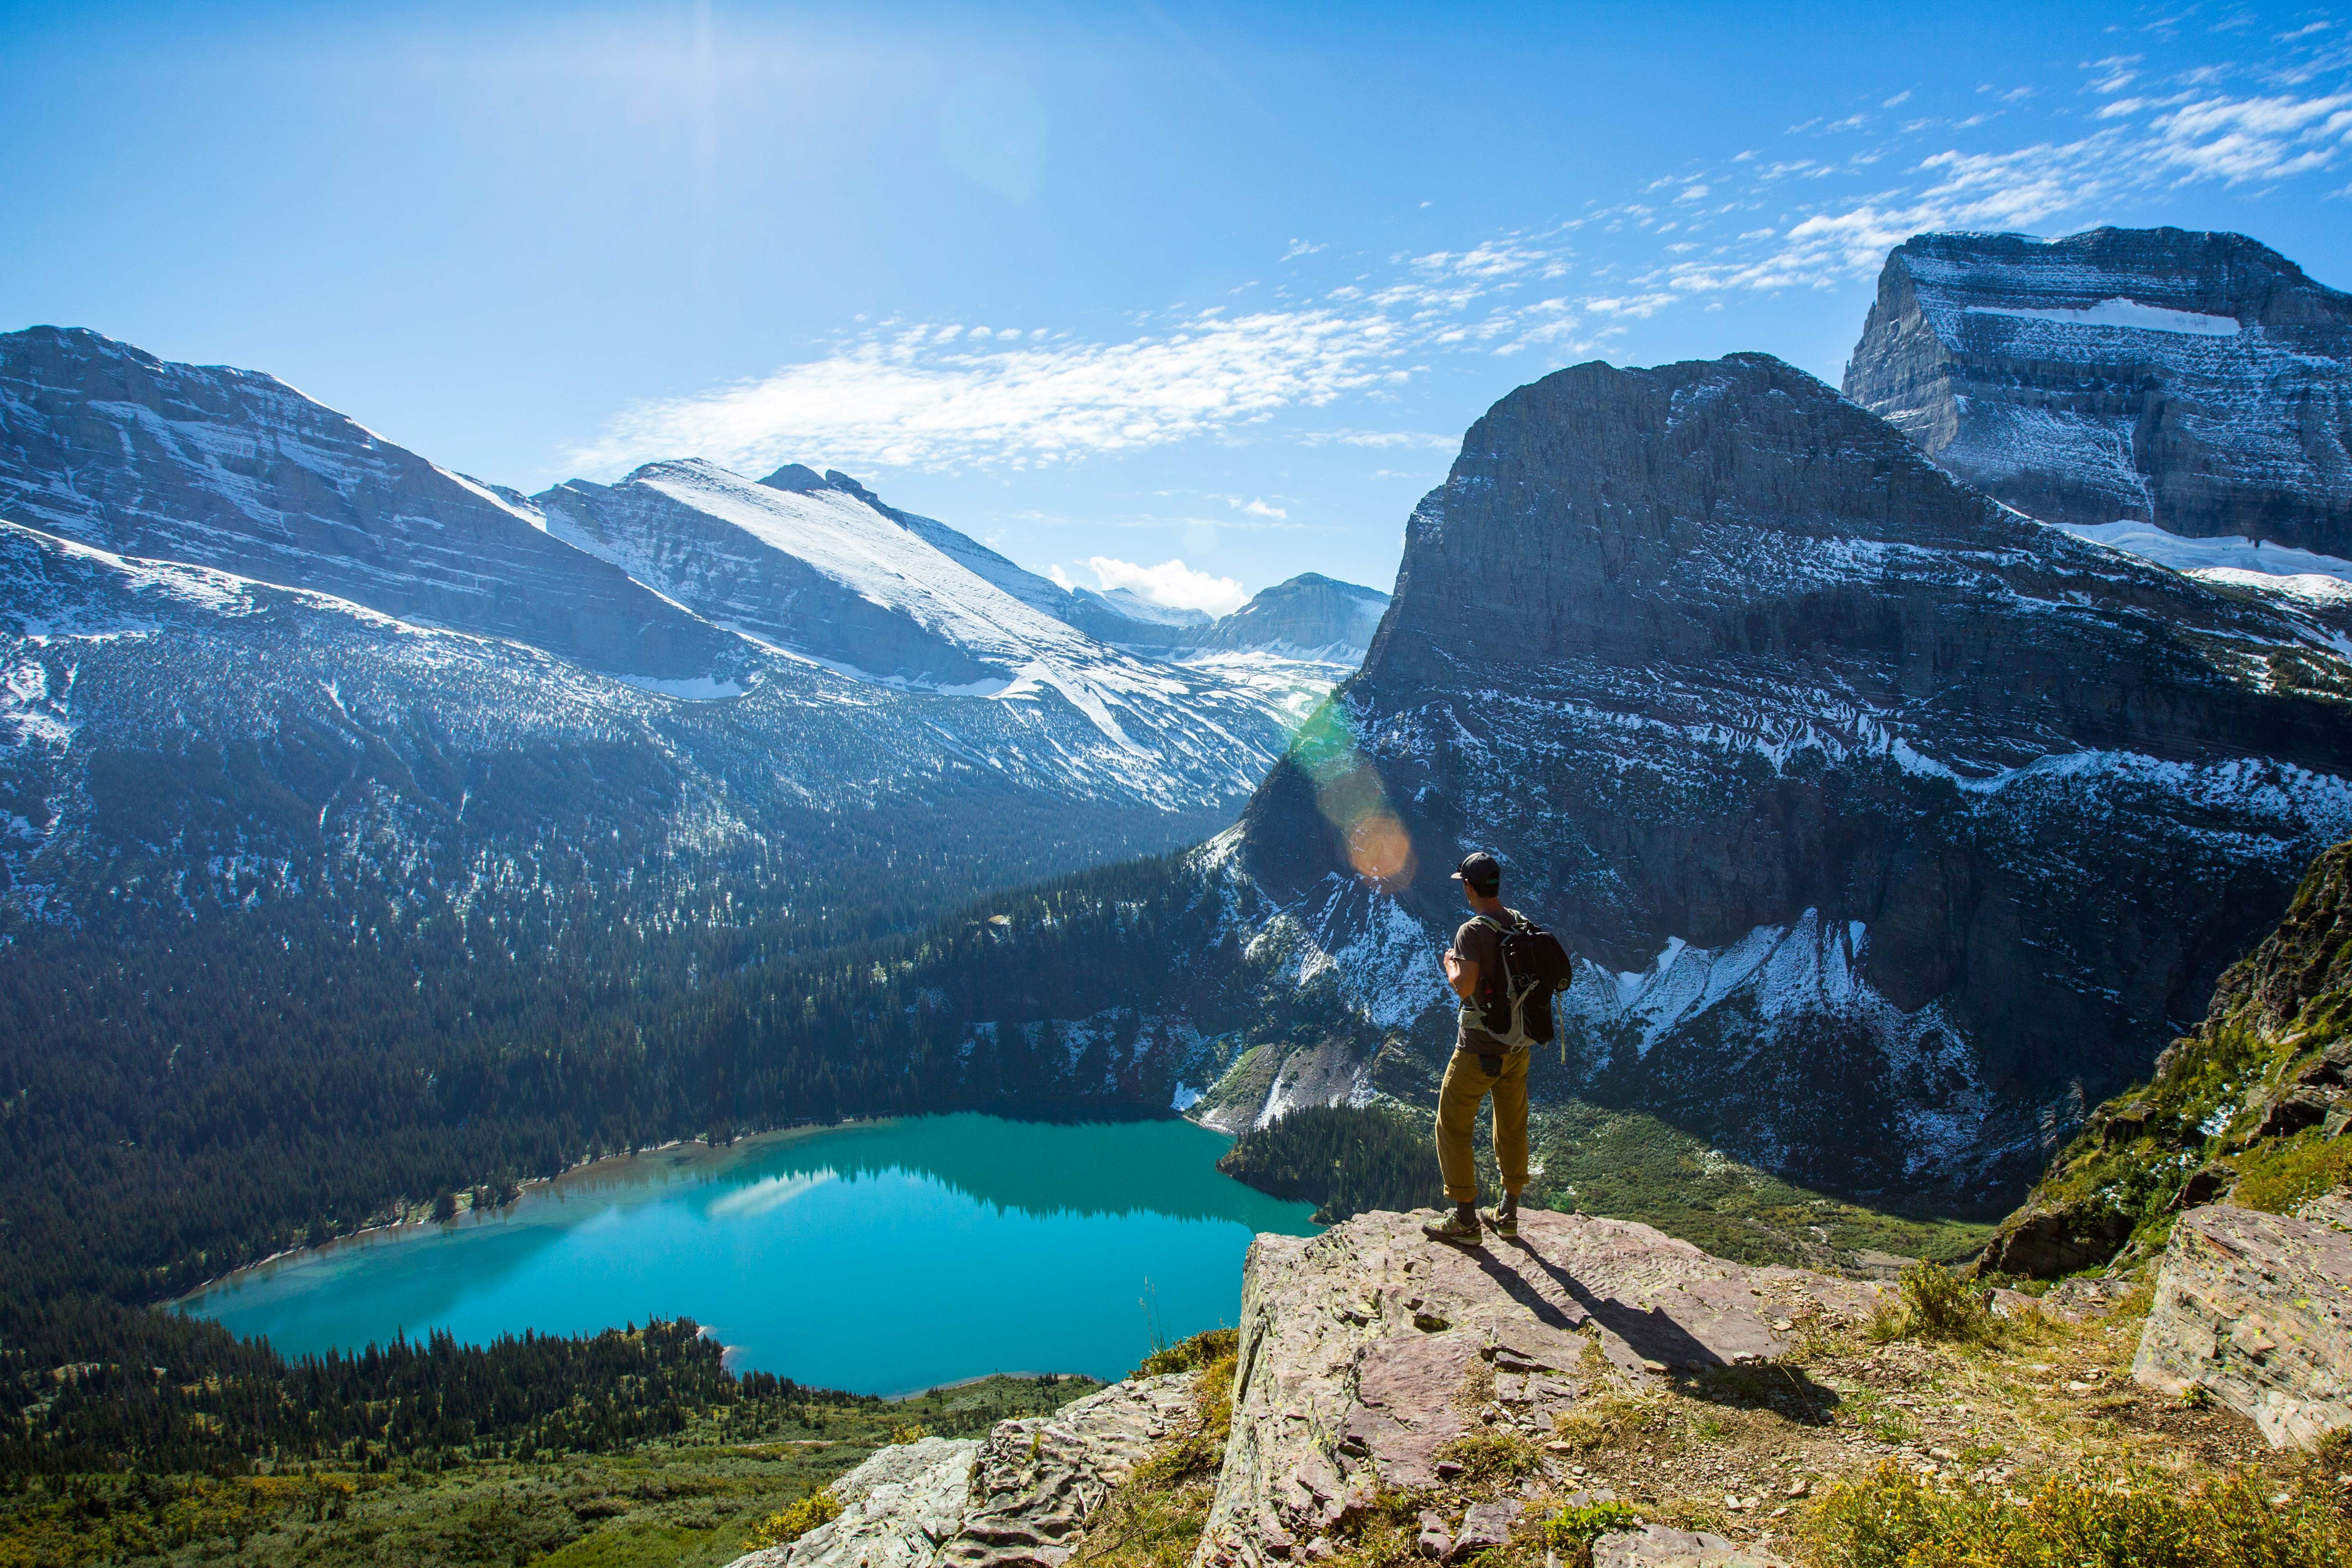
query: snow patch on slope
[
  {"left": 1964, "top": 298, "right": 2240, "bottom": 336},
  {"left": 2059, "top": 520, "right": 2352, "bottom": 586}
]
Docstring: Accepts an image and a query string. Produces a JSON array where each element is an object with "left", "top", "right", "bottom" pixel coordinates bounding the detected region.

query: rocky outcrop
[
  {"left": 0, "top": 326, "right": 739, "bottom": 679},
  {"left": 739, "top": 1437, "right": 982, "bottom": 1568},
  {"left": 1194, "top": 1208, "right": 1875, "bottom": 1568},
  {"left": 944, "top": 1375, "right": 1196, "bottom": 1568},
  {"left": 2130, "top": 1203, "right": 2352, "bottom": 1447},
  {"left": 1976, "top": 1203, "right": 2134, "bottom": 1280},
  {"left": 1212, "top": 351, "right": 2352, "bottom": 1195},
  {"left": 731, "top": 1376, "right": 1197, "bottom": 1568},
  {"left": 1843, "top": 227, "right": 2352, "bottom": 555}
]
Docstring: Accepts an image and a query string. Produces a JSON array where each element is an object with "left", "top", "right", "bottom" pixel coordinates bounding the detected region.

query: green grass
[
  {"left": 0, "top": 1373, "right": 1097, "bottom": 1568},
  {"left": 2229, "top": 1127, "right": 2352, "bottom": 1214},
  {"left": 1802, "top": 1460, "right": 2352, "bottom": 1568}
]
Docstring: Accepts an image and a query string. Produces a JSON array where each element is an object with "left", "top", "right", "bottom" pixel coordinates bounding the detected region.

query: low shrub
[
  {"left": 1543, "top": 1498, "right": 1642, "bottom": 1568},
  {"left": 1133, "top": 1327, "right": 1239, "bottom": 1380},
  {"left": 741, "top": 1487, "right": 842, "bottom": 1552},
  {"left": 1802, "top": 1461, "right": 2352, "bottom": 1568},
  {"left": 1898, "top": 1261, "right": 2001, "bottom": 1344},
  {"left": 1866, "top": 1261, "right": 2006, "bottom": 1346},
  {"left": 1549, "top": 1394, "right": 1650, "bottom": 1454},
  {"left": 1432, "top": 1430, "right": 1544, "bottom": 1486}
]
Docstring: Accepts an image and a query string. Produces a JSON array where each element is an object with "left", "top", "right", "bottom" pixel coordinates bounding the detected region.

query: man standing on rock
[{"left": 1423, "top": 851, "right": 1548, "bottom": 1248}]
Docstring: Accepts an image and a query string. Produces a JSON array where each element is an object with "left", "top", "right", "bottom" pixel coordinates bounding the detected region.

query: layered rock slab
[
  {"left": 733, "top": 1375, "right": 1196, "bottom": 1568},
  {"left": 1195, "top": 1208, "right": 1876, "bottom": 1568},
  {"left": 2131, "top": 1203, "right": 2352, "bottom": 1447}
]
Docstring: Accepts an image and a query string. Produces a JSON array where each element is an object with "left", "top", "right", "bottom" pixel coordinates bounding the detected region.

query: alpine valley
[{"left": 10, "top": 223, "right": 2352, "bottom": 1559}]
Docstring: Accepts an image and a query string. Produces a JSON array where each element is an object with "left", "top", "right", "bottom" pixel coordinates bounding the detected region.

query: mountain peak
[{"left": 1844, "top": 225, "right": 2352, "bottom": 554}]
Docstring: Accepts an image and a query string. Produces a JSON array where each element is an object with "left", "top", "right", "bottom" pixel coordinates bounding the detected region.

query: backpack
[{"left": 1473, "top": 910, "right": 1577, "bottom": 1047}]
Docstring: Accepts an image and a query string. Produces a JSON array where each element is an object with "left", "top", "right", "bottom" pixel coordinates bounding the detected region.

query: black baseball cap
[{"left": 1451, "top": 852, "right": 1501, "bottom": 895}]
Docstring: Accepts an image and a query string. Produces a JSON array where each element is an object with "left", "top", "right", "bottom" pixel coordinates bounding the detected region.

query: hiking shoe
[
  {"left": 1422, "top": 1213, "right": 1484, "bottom": 1248},
  {"left": 1484, "top": 1207, "right": 1519, "bottom": 1240}
]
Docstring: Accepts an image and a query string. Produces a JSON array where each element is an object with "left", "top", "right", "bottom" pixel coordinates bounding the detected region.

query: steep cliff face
[
  {"left": 1842, "top": 228, "right": 2352, "bottom": 555},
  {"left": 1223, "top": 353, "right": 2352, "bottom": 1197},
  {"left": 0, "top": 326, "right": 739, "bottom": 680}
]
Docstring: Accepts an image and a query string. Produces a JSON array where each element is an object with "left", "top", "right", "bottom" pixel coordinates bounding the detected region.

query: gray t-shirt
[{"left": 1453, "top": 910, "right": 1525, "bottom": 1047}]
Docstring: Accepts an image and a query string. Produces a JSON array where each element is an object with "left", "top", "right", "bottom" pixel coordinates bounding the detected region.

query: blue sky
[{"left": 5, "top": 1, "right": 2350, "bottom": 611}]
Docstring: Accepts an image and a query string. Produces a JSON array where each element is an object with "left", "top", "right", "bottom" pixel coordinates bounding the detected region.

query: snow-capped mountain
[
  {"left": 1030, "top": 351, "right": 2352, "bottom": 1200},
  {"left": 1843, "top": 228, "right": 2352, "bottom": 563},
  {"left": 1183, "top": 573, "right": 1389, "bottom": 660},
  {"left": 0, "top": 326, "right": 739, "bottom": 681},
  {"left": 0, "top": 512, "right": 1283, "bottom": 950},
  {"left": 746, "top": 464, "right": 1210, "bottom": 648},
  {"left": 0, "top": 328, "right": 1388, "bottom": 950}
]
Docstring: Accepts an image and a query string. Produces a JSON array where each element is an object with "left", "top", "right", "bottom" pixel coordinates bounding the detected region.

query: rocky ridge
[
  {"left": 721, "top": 1199, "right": 2347, "bottom": 1568},
  {"left": 1843, "top": 227, "right": 2352, "bottom": 557},
  {"left": 0, "top": 330, "right": 1372, "bottom": 949},
  {"left": 0, "top": 325, "right": 740, "bottom": 681}
]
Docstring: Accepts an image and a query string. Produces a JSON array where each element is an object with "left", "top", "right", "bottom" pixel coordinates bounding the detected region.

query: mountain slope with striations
[
  {"left": 0, "top": 325, "right": 743, "bottom": 680},
  {"left": 1842, "top": 227, "right": 2352, "bottom": 559},
  {"left": 1059, "top": 351, "right": 2352, "bottom": 1203}
]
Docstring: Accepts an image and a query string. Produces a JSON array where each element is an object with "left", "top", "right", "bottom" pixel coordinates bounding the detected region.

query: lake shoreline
[
  {"left": 175, "top": 1113, "right": 1309, "bottom": 1395},
  {"left": 173, "top": 1118, "right": 898, "bottom": 1307}
]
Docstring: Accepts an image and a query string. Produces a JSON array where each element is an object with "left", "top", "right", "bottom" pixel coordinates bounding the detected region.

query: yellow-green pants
[{"left": 1436, "top": 1041, "right": 1529, "bottom": 1203}]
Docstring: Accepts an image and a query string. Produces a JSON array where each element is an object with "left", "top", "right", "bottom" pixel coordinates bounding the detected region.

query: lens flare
[{"left": 1290, "top": 700, "right": 1416, "bottom": 887}]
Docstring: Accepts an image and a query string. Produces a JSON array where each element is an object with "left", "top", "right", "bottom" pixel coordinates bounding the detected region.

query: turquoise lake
[{"left": 181, "top": 1114, "right": 1318, "bottom": 1395}]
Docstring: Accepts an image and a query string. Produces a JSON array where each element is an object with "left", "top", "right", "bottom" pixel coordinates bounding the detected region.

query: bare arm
[{"left": 1442, "top": 949, "right": 1479, "bottom": 1000}]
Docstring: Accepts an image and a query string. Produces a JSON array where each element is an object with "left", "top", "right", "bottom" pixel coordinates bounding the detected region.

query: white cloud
[
  {"left": 564, "top": 27, "right": 2352, "bottom": 482},
  {"left": 1083, "top": 556, "right": 1249, "bottom": 616},
  {"left": 570, "top": 308, "right": 1403, "bottom": 476},
  {"left": 2148, "top": 92, "right": 2352, "bottom": 180},
  {"left": 1238, "top": 497, "right": 1287, "bottom": 519}
]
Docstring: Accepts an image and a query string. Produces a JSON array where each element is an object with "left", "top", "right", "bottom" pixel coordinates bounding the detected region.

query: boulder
[
  {"left": 2099, "top": 1102, "right": 2155, "bottom": 1147},
  {"left": 1193, "top": 1208, "right": 1877, "bottom": 1568},
  {"left": 2172, "top": 1164, "right": 2238, "bottom": 1212},
  {"left": 1977, "top": 1203, "right": 2134, "bottom": 1279},
  {"left": 2246, "top": 1087, "right": 2336, "bottom": 1143},
  {"left": 1591, "top": 1523, "right": 1790, "bottom": 1568},
  {"left": 2131, "top": 1204, "right": 2352, "bottom": 1447},
  {"left": 1447, "top": 1500, "right": 1522, "bottom": 1561}
]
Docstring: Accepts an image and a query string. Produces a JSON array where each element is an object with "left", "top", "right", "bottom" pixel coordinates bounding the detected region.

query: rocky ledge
[
  {"left": 731, "top": 1375, "right": 1196, "bottom": 1568},
  {"left": 2131, "top": 1200, "right": 2352, "bottom": 1447},
  {"left": 1199, "top": 1209, "right": 1881, "bottom": 1568}
]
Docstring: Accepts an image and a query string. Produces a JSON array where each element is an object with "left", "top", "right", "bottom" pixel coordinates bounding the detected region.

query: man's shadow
[{"left": 1466, "top": 1231, "right": 1840, "bottom": 1426}]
